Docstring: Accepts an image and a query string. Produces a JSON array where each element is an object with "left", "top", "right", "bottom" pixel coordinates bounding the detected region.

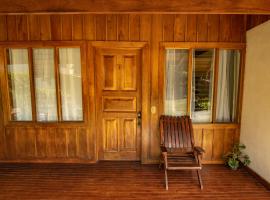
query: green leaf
[{"left": 228, "top": 158, "right": 239, "bottom": 170}]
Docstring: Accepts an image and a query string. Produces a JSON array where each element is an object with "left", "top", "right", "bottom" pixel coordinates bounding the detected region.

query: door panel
[
  {"left": 102, "top": 96, "right": 136, "bottom": 112},
  {"left": 120, "top": 118, "right": 137, "bottom": 151},
  {"left": 103, "top": 55, "right": 117, "bottom": 90},
  {"left": 96, "top": 47, "right": 141, "bottom": 160},
  {"left": 121, "top": 55, "right": 137, "bottom": 90},
  {"left": 103, "top": 118, "right": 118, "bottom": 152}
]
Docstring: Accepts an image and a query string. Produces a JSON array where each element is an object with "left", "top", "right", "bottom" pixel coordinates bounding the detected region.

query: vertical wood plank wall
[{"left": 0, "top": 14, "right": 250, "bottom": 163}]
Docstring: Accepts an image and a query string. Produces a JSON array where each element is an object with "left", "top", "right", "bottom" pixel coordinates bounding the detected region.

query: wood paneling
[
  {"left": 2, "top": 127, "right": 92, "bottom": 161},
  {"left": 118, "top": 15, "right": 129, "bottom": 41},
  {"left": 40, "top": 15, "right": 51, "bottom": 40},
  {"left": 1, "top": 0, "right": 270, "bottom": 14},
  {"left": 194, "top": 125, "right": 239, "bottom": 164},
  {"left": 61, "top": 15, "right": 73, "bottom": 40},
  {"left": 246, "top": 15, "right": 270, "bottom": 30},
  {"left": 51, "top": 15, "right": 62, "bottom": 40},
  {"left": 29, "top": 15, "right": 40, "bottom": 40},
  {"left": 0, "top": 14, "right": 247, "bottom": 164},
  {"left": 16, "top": 15, "right": 28, "bottom": 41},
  {"left": 0, "top": 14, "right": 248, "bottom": 43},
  {"left": 0, "top": 16, "right": 7, "bottom": 41}
]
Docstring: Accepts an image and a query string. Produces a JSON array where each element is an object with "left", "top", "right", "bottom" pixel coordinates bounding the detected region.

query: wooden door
[{"left": 95, "top": 47, "right": 141, "bottom": 160}]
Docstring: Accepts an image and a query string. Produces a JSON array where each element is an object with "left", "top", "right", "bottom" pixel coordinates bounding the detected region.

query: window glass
[
  {"left": 164, "top": 49, "right": 189, "bottom": 116},
  {"left": 191, "top": 49, "right": 215, "bottom": 122},
  {"left": 216, "top": 49, "right": 240, "bottom": 122},
  {"left": 7, "top": 49, "right": 32, "bottom": 121},
  {"left": 33, "top": 48, "right": 58, "bottom": 121},
  {"left": 59, "top": 48, "right": 83, "bottom": 121}
]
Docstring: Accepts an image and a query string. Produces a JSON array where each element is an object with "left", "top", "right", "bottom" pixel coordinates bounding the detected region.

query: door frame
[{"left": 88, "top": 41, "right": 150, "bottom": 163}]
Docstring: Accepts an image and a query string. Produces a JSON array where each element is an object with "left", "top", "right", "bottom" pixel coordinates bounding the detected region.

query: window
[
  {"left": 7, "top": 49, "right": 32, "bottom": 121},
  {"left": 164, "top": 47, "right": 241, "bottom": 123},
  {"left": 33, "top": 48, "right": 58, "bottom": 122},
  {"left": 191, "top": 49, "right": 215, "bottom": 123},
  {"left": 59, "top": 48, "right": 83, "bottom": 121},
  {"left": 216, "top": 49, "right": 240, "bottom": 122},
  {"left": 164, "top": 49, "right": 189, "bottom": 116},
  {"left": 6, "top": 47, "right": 83, "bottom": 122}
]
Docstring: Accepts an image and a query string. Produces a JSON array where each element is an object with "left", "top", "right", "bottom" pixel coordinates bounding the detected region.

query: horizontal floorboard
[{"left": 0, "top": 162, "right": 269, "bottom": 199}]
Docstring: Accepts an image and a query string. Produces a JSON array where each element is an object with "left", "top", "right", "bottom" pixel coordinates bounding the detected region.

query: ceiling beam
[{"left": 0, "top": 0, "right": 270, "bottom": 14}]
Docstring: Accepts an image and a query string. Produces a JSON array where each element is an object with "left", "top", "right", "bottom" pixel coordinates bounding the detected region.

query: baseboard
[{"left": 245, "top": 166, "right": 270, "bottom": 190}]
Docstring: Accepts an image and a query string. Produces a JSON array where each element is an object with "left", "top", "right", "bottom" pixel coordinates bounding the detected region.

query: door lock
[{"left": 137, "top": 111, "right": 142, "bottom": 126}]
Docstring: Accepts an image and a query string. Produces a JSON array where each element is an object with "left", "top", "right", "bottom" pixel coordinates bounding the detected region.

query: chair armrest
[
  {"left": 160, "top": 146, "right": 167, "bottom": 153},
  {"left": 194, "top": 146, "right": 205, "bottom": 154}
]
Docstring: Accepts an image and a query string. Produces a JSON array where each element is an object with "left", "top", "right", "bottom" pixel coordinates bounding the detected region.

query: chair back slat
[
  {"left": 160, "top": 115, "right": 194, "bottom": 150},
  {"left": 174, "top": 118, "right": 179, "bottom": 148}
]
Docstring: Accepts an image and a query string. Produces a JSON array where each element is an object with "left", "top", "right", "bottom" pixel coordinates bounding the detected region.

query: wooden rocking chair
[{"left": 159, "top": 115, "right": 205, "bottom": 190}]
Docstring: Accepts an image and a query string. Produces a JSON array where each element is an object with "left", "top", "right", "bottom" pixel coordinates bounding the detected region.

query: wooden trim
[
  {"left": 1, "top": 0, "right": 270, "bottom": 14},
  {"left": 212, "top": 49, "right": 219, "bottom": 122},
  {"left": 54, "top": 47, "right": 62, "bottom": 121},
  {"left": 158, "top": 45, "right": 165, "bottom": 116},
  {"left": 187, "top": 49, "right": 193, "bottom": 115},
  {"left": 2, "top": 48, "right": 12, "bottom": 124},
  {"left": 91, "top": 41, "right": 147, "bottom": 49},
  {"left": 0, "top": 41, "right": 86, "bottom": 47},
  {"left": 238, "top": 48, "right": 246, "bottom": 124},
  {"left": 80, "top": 44, "right": 88, "bottom": 123},
  {"left": 245, "top": 166, "right": 270, "bottom": 190},
  {"left": 161, "top": 42, "right": 246, "bottom": 49},
  {"left": 28, "top": 48, "right": 37, "bottom": 121},
  {"left": 141, "top": 43, "right": 151, "bottom": 164},
  {"left": 193, "top": 123, "right": 239, "bottom": 129},
  {"left": 86, "top": 42, "right": 97, "bottom": 162}
]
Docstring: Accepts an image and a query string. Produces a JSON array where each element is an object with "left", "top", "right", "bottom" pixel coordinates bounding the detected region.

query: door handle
[{"left": 137, "top": 111, "right": 141, "bottom": 126}]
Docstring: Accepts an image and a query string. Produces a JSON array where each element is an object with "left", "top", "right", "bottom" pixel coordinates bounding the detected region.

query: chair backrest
[{"left": 160, "top": 115, "right": 195, "bottom": 149}]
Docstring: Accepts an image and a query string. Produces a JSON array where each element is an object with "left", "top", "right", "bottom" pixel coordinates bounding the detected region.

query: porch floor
[{"left": 0, "top": 161, "right": 269, "bottom": 200}]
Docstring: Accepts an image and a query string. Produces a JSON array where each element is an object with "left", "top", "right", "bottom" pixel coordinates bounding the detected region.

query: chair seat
[{"left": 166, "top": 154, "right": 201, "bottom": 170}]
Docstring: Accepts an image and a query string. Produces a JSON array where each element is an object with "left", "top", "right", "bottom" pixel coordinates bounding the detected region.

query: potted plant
[{"left": 223, "top": 143, "right": 251, "bottom": 170}]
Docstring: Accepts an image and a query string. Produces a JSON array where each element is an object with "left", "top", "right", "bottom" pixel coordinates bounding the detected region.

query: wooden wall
[
  {"left": 246, "top": 15, "right": 270, "bottom": 30},
  {"left": 0, "top": 14, "right": 247, "bottom": 163}
]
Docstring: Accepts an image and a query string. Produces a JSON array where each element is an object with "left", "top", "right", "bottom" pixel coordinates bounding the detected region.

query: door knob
[{"left": 137, "top": 111, "right": 141, "bottom": 126}]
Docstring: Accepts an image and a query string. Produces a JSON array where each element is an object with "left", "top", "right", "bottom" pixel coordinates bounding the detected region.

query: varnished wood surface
[
  {"left": 0, "top": 14, "right": 247, "bottom": 42},
  {"left": 1, "top": 0, "right": 270, "bottom": 14},
  {"left": 0, "top": 162, "right": 269, "bottom": 200},
  {"left": 0, "top": 14, "right": 247, "bottom": 163},
  {"left": 247, "top": 15, "right": 270, "bottom": 30},
  {"left": 95, "top": 46, "right": 142, "bottom": 160}
]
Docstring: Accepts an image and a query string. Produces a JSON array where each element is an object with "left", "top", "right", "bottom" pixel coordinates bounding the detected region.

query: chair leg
[
  {"left": 197, "top": 170, "right": 203, "bottom": 190},
  {"left": 159, "top": 156, "right": 163, "bottom": 169},
  {"left": 164, "top": 169, "right": 168, "bottom": 190}
]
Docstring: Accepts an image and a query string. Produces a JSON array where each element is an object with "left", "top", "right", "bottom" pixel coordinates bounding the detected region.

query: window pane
[
  {"left": 191, "top": 49, "right": 215, "bottom": 122},
  {"left": 7, "top": 49, "right": 32, "bottom": 121},
  {"left": 216, "top": 49, "right": 240, "bottom": 122},
  {"left": 33, "top": 48, "right": 58, "bottom": 122},
  {"left": 164, "top": 49, "right": 188, "bottom": 116},
  {"left": 59, "top": 48, "right": 83, "bottom": 121}
]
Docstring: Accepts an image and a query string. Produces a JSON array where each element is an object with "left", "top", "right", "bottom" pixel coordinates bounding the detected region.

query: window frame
[
  {"left": 160, "top": 42, "right": 245, "bottom": 124},
  {"left": 2, "top": 42, "right": 87, "bottom": 126}
]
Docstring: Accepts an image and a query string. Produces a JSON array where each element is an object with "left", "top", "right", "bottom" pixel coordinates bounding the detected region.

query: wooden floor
[{"left": 0, "top": 162, "right": 269, "bottom": 200}]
